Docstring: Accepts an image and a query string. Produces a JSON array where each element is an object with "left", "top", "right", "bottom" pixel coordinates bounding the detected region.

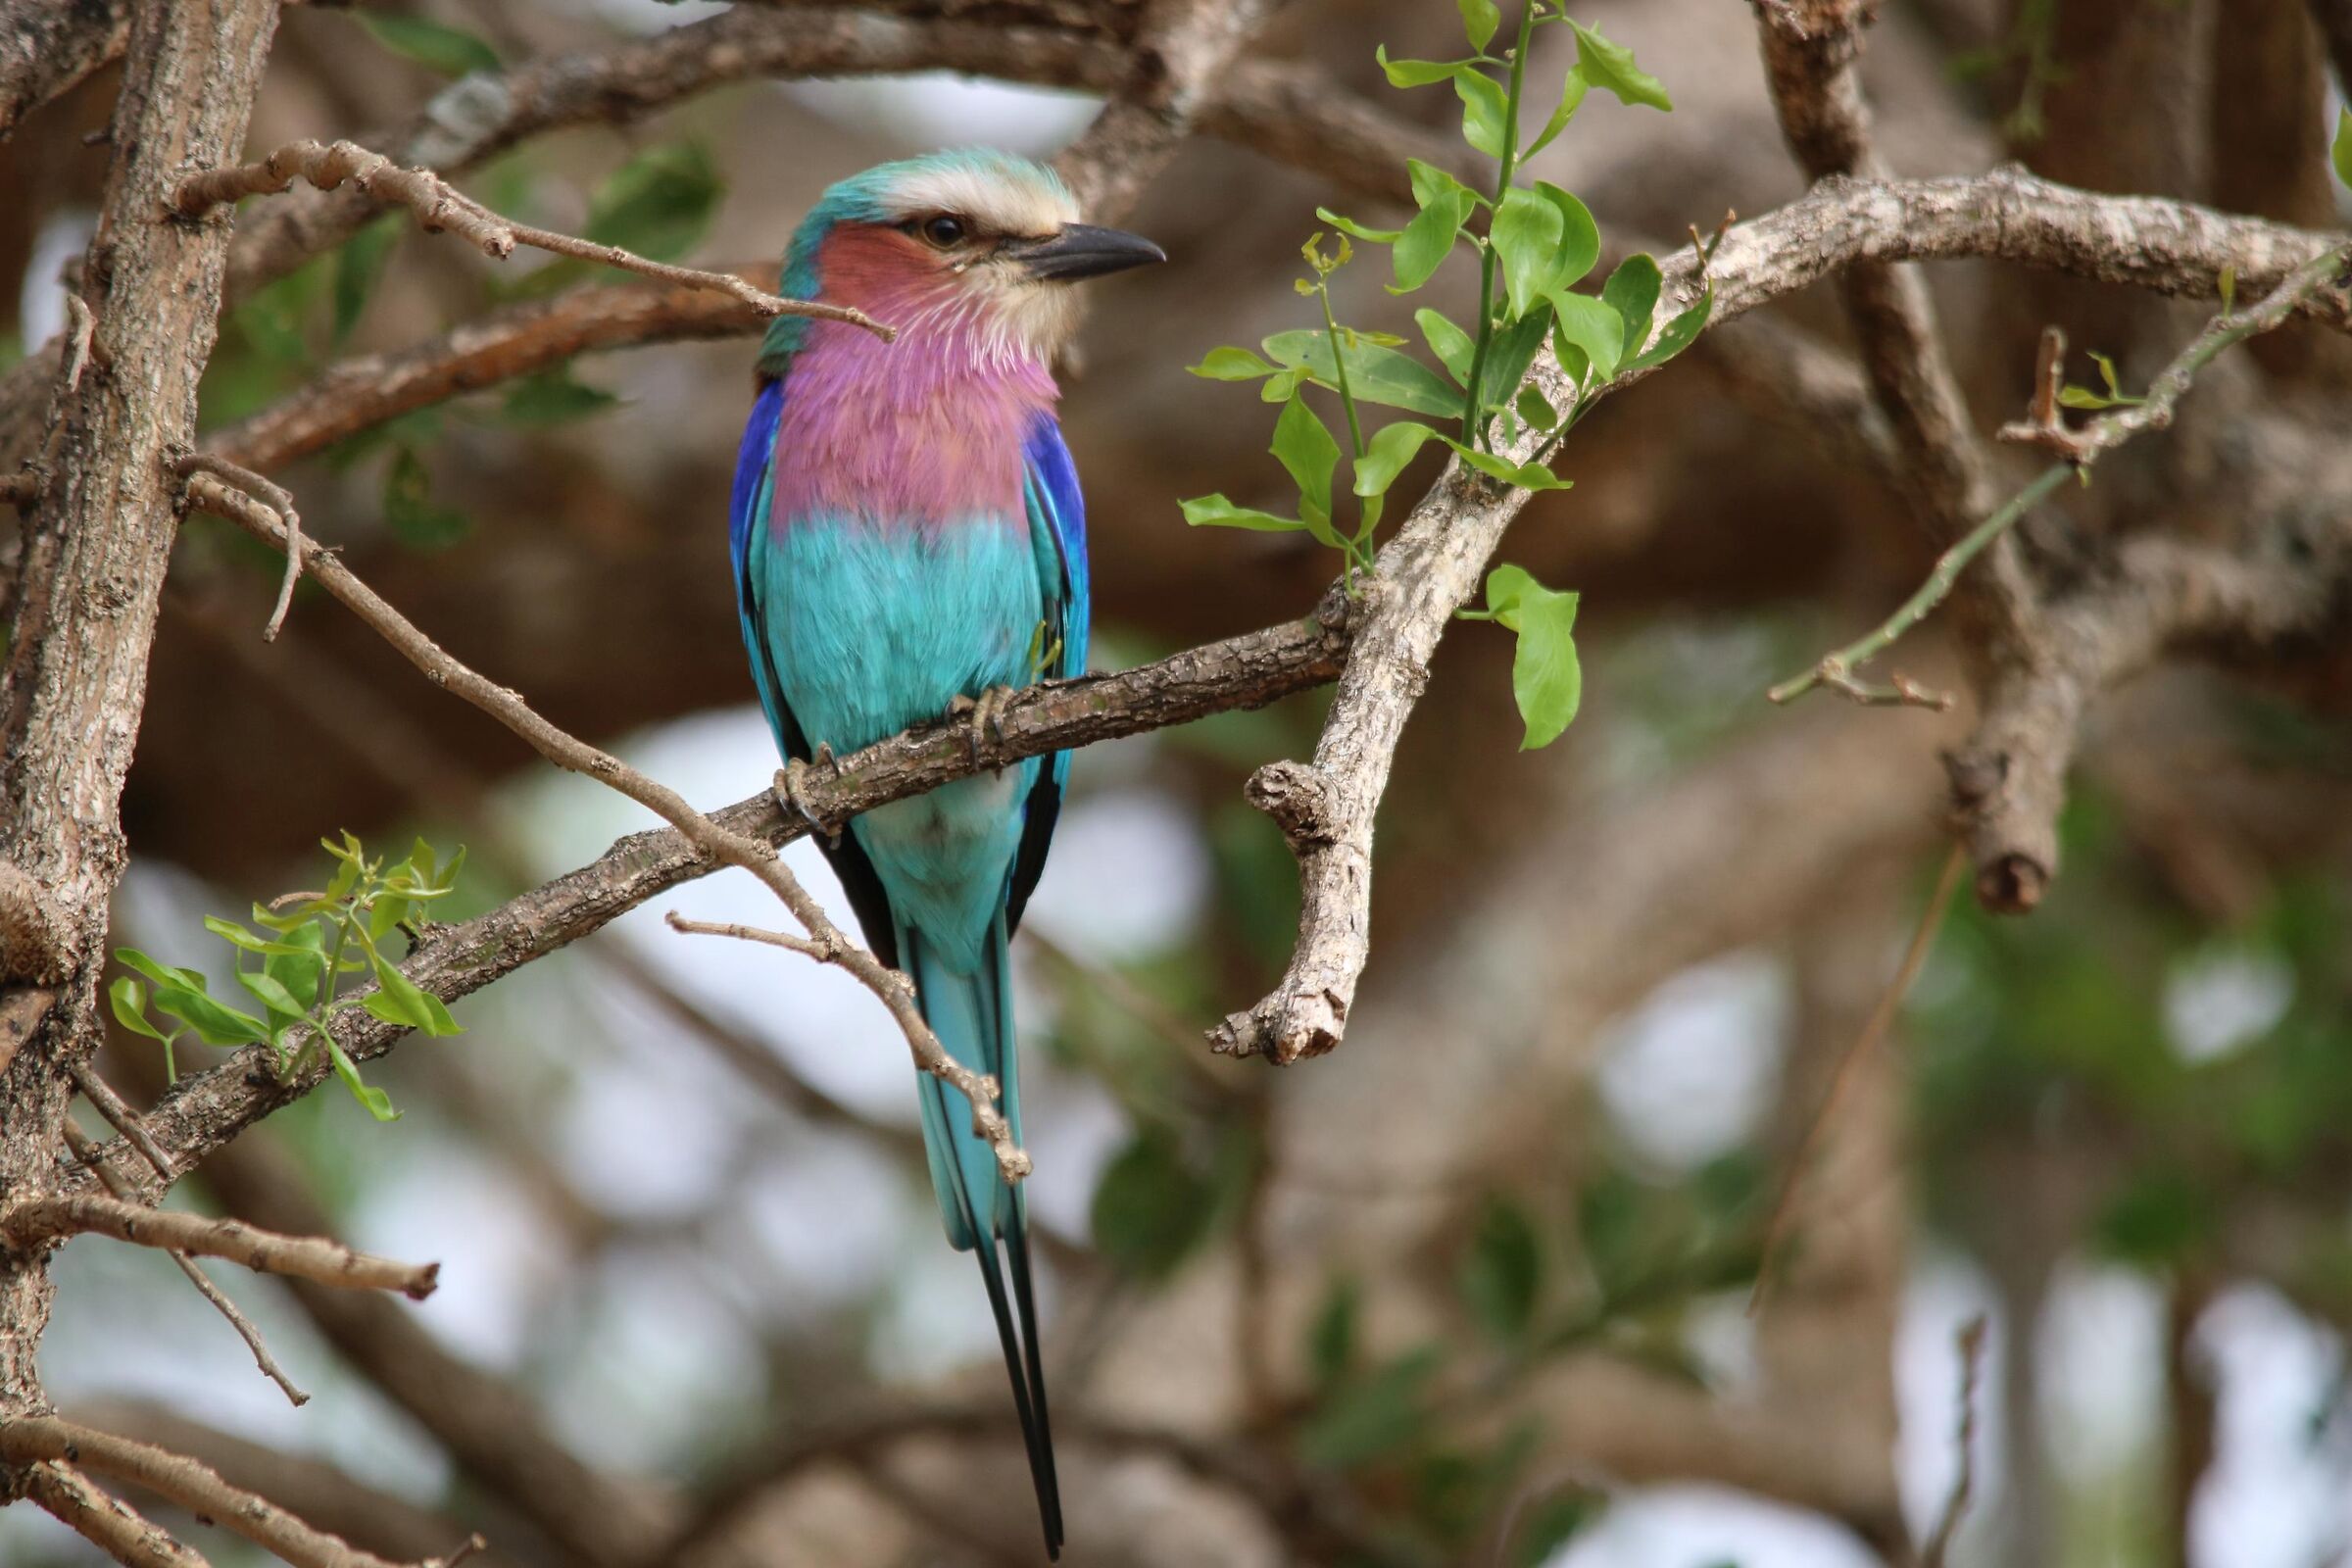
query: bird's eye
[{"left": 919, "top": 215, "right": 966, "bottom": 248}]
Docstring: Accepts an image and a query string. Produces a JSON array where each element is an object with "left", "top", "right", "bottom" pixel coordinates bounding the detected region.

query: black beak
[{"left": 1010, "top": 223, "right": 1167, "bottom": 282}]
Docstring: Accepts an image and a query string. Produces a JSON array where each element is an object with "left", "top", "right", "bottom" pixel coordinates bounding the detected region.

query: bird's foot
[
  {"left": 774, "top": 743, "right": 840, "bottom": 846},
  {"left": 947, "top": 688, "right": 1013, "bottom": 767}
]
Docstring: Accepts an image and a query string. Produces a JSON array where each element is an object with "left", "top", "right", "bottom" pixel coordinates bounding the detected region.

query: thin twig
[
  {"left": 1, "top": 1192, "right": 440, "bottom": 1298},
  {"left": 2, "top": 1416, "right": 473, "bottom": 1568},
  {"left": 1998, "top": 240, "right": 2352, "bottom": 464},
  {"left": 170, "top": 455, "right": 303, "bottom": 639},
  {"left": 1920, "top": 1315, "right": 1990, "bottom": 1568},
  {"left": 1774, "top": 237, "right": 2352, "bottom": 707},
  {"left": 183, "top": 473, "right": 1030, "bottom": 1184},
  {"left": 63, "top": 1119, "right": 312, "bottom": 1406},
  {"left": 1750, "top": 843, "right": 1967, "bottom": 1317},
  {"left": 1767, "top": 466, "right": 2074, "bottom": 707},
  {"left": 23, "top": 1459, "right": 212, "bottom": 1568},
  {"left": 72, "top": 1060, "right": 177, "bottom": 1182},
  {"left": 663, "top": 910, "right": 839, "bottom": 963},
  {"left": 170, "top": 139, "right": 890, "bottom": 340}
]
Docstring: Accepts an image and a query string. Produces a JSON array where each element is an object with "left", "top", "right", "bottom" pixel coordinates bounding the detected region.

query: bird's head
[{"left": 759, "top": 149, "right": 1165, "bottom": 373}]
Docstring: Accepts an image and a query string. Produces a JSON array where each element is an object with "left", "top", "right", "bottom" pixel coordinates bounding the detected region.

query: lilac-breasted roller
[{"left": 728, "top": 150, "right": 1163, "bottom": 1557}]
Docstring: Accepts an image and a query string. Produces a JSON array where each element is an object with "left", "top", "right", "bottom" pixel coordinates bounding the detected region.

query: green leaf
[
  {"left": 328, "top": 1042, "right": 401, "bottom": 1123},
  {"left": 1524, "top": 66, "right": 1592, "bottom": 159},
  {"left": 1260, "top": 366, "right": 1309, "bottom": 403},
  {"left": 1298, "top": 1348, "right": 1442, "bottom": 1469},
  {"left": 152, "top": 984, "right": 270, "bottom": 1047},
  {"left": 1624, "top": 286, "right": 1713, "bottom": 372},
  {"left": 503, "top": 366, "right": 618, "bottom": 425},
  {"left": 364, "top": 948, "right": 462, "bottom": 1037},
  {"left": 353, "top": 13, "right": 500, "bottom": 77},
  {"left": 1307, "top": 1275, "right": 1361, "bottom": 1389},
  {"left": 1477, "top": 306, "right": 1553, "bottom": 416},
  {"left": 1353, "top": 420, "right": 1442, "bottom": 498},
  {"left": 1486, "top": 564, "right": 1582, "bottom": 748},
  {"left": 1533, "top": 183, "right": 1600, "bottom": 290},
  {"left": 1262, "top": 330, "right": 1466, "bottom": 418},
  {"left": 1548, "top": 291, "right": 1623, "bottom": 383},
  {"left": 1444, "top": 438, "right": 1573, "bottom": 492},
  {"left": 264, "top": 923, "right": 327, "bottom": 1014},
  {"left": 1090, "top": 1126, "right": 1214, "bottom": 1279},
  {"left": 1515, "top": 383, "right": 1558, "bottom": 431},
  {"left": 1312, "top": 207, "right": 1401, "bottom": 245},
  {"left": 1454, "top": 68, "right": 1512, "bottom": 159},
  {"left": 236, "top": 969, "right": 306, "bottom": 1022},
  {"left": 1457, "top": 0, "right": 1501, "bottom": 51},
  {"left": 200, "top": 916, "right": 310, "bottom": 957},
  {"left": 109, "top": 977, "right": 171, "bottom": 1043},
  {"left": 1461, "top": 1195, "right": 1544, "bottom": 1341},
  {"left": 1416, "top": 308, "right": 1476, "bottom": 385},
  {"left": 1271, "top": 394, "right": 1340, "bottom": 524},
  {"left": 2335, "top": 108, "right": 2352, "bottom": 190},
  {"left": 1376, "top": 46, "right": 1473, "bottom": 87},
  {"left": 1406, "top": 159, "right": 1478, "bottom": 212},
  {"left": 1492, "top": 187, "right": 1566, "bottom": 318},
  {"left": 116, "top": 949, "right": 204, "bottom": 993},
  {"left": 1180, "top": 494, "right": 1304, "bottom": 533},
  {"left": 1190, "top": 345, "right": 1280, "bottom": 381},
  {"left": 1392, "top": 193, "right": 1474, "bottom": 295},
  {"left": 330, "top": 216, "right": 401, "bottom": 346},
  {"left": 1600, "top": 253, "right": 1662, "bottom": 361},
  {"left": 1569, "top": 19, "right": 1673, "bottom": 110},
  {"left": 585, "top": 142, "right": 720, "bottom": 265},
  {"left": 383, "top": 446, "right": 471, "bottom": 550}
]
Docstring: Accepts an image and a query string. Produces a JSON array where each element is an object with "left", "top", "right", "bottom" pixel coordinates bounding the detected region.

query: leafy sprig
[
  {"left": 1180, "top": 3, "right": 1711, "bottom": 749},
  {"left": 112, "top": 833, "right": 467, "bottom": 1121}
]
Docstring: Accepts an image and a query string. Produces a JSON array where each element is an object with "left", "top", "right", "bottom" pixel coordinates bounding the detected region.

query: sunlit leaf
[
  {"left": 1457, "top": 0, "right": 1500, "bottom": 51},
  {"left": 1181, "top": 494, "right": 1305, "bottom": 532},
  {"left": 1525, "top": 66, "right": 1592, "bottom": 159},
  {"left": 1486, "top": 563, "right": 1583, "bottom": 748},
  {"left": 1568, "top": 19, "right": 1673, "bottom": 110},
  {"left": 1492, "top": 187, "right": 1566, "bottom": 318},
  {"left": 1353, "top": 419, "right": 1442, "bottom": 498},
  {"left": 1600, "top": 253, "right": 1662, "bottom": 360},
  {"left": 1454, "top": 67, "right": 1512, "bottom": 159},
  {"left": 1416, "top": 308, "right": 1476, "bottom": 385},
  {"left": 1533, "top": 182, "right": 1599, "bottom": 290}
]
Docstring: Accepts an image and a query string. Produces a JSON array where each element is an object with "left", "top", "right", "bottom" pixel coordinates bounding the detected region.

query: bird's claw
[
  {"left": 948, "top": 687, "right": 1013, "bottom": 767},
  {"left": 775, "top": 743, "right": 841, "bottom": 846}
]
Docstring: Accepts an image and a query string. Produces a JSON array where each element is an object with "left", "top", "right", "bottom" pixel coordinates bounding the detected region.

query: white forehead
[{"left": 881, "top": 159, "right": 1078, "bottom": 238}]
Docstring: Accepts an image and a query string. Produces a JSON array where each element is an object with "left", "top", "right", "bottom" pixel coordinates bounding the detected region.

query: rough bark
[{"left": 0, "top": 0, "right": 280, "bottom": 1450}]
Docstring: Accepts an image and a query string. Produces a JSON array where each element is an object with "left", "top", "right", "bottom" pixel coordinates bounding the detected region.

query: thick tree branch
[
  {"left": 0, "top": 0, "right": 129, "bottom": 141},
  {"left": 0, "top": 1416, "right": 482, "bottom": 1568},
  {"left": 0, "top": 1191, "right": 441, "bottom": 1298},
  {"left": 23, "top": 1459, "right": 209, "bottom": 1568}
]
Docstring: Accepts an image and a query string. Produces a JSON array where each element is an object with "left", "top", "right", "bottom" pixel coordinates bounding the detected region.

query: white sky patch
[
  {"left": 1550, "top": 1484, "right": 1880, "bottom": 1568},
  {"left": 2035, "top": 1257, "right": 2165, "bottom": 1481},
  {"left": 784, "top": 75, "right": 1102, "bottom": 160},
  {"left": 2163, "top": 947, "right": 2295, "bottom": 1064},
  {"left": 735, "top": 1129, "right": 910, "bottom": 1316},
  {"left": 2191, "top": 1285, "right": 2352, "bottom": 1568},
  {"left": 1896, "top": 1251, "right": 2005, "bottom": 1556},
  {"left": 18, "top": 208, "right": 92, "bottom": 348},
  {"left": 1593, "top": 953, "right": 1791, "bottom": 1171},
  {"left": 545, "top": 1249, "right": 769, "bottom": 1472},
  {"left": 1022, "top": 785, "right": 1212, "bottom": 963}
]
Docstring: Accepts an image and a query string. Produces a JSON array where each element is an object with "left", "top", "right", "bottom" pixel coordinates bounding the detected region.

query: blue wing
[
  {"left": 1004, "top": 411, "right": 1088, "bottom": 932},
  {"left": 730, "top": 376, "right": 901, "bottom": 966}
]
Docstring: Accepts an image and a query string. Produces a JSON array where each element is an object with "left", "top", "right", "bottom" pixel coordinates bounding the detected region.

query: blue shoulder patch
[{"left": 1022, "top": 411, "right": 1089, "bottom": 680}]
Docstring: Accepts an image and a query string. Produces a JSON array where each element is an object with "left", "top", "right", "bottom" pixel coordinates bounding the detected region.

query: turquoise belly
[{"left": 756, "top": 515, "right": 1043, "bottom": 971}]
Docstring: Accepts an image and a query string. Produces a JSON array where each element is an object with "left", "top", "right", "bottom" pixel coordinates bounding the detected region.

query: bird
[{"left": 727, "top": 149, "right": 1165, "bottom": 1559}]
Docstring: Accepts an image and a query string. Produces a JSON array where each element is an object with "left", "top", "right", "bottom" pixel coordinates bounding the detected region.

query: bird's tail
[{"left": 906, "top": 913, "right": 1063, "bottom": 1561}]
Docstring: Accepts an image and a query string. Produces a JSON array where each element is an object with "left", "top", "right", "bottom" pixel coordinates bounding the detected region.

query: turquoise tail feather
[{"left": 906, "top": 914, "right": 1063, "bottom": 1559}]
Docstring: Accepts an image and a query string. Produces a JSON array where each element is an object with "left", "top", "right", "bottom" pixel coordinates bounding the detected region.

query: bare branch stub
[{"left": 1, "top": 1192, "right": 441, "bottom": 1298}]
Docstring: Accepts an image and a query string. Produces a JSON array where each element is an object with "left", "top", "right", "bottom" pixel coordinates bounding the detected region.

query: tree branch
[
  {"left": 62, "top": 1117, "right": 311, "bottom": 1407},
  {"left": 183, "top": 472, "right": 1029, "bottom": 1183},
  {"left": 0, "top": 1416, "right": 482, "bottom": 1568},
  {"left": 22, "top": 1459, "right": 210, "bottom": 1568},
  {"left": 172, "top": 139, "right": 886, "bottom": 338},
  {"left": 1, "top": 1192, "right": 440, "bottom": 1298}
]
